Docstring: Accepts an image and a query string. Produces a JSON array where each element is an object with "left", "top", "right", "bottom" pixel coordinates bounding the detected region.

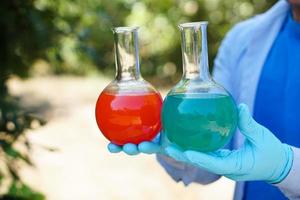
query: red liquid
[{"left": 95, "top": 91, "right": 163, "bottom": 145}]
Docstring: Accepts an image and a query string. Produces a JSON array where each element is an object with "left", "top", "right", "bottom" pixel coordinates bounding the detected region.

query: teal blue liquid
[{"left": 162, "top": 93, "right": 237, "bottom": 152}]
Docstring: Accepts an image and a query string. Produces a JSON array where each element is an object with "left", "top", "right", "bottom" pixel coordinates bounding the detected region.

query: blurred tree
[
  {"left": 0, "top": 0, "right": 51, "bottom": 199},
  {"left": 0, "top": 0, "right": 278, "bottom": 84},
  {"left": 0, "top": 94, "right": 46, "bottom": 199},
  {"left": 0, "top": 0, "right": 59, "bottom": 93},
  {"left": 31, "top": 0, "right": 276, "bottom": 84}
]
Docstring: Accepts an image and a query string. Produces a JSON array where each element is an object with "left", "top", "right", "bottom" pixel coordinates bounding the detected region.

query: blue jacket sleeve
[
  {"left": 156, "top": 154, "right": 220, "bottom": 185},
  {"left": 275, "top": 146, "right": 300, "bottom": 199}
]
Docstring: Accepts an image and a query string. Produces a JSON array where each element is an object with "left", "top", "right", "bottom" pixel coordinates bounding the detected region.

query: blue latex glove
[
  {"left": 164, "top": 104, "right": 294, "bottom": 183},
  {"left": 107, "top": 133, "right": 163, "bottom": 155}
]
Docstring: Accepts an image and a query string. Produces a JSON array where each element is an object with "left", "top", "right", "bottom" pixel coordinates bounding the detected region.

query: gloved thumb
[
  {"left": 165, "top": 146, "right": 235, "bottom": 175},
  {"left": 107, "top": 143, "right": 122, "bottom": 153},
  {"left": 138, "top": 142, "right": 161, "bottom": 154},
  {"left": 238, "top": 103, "right": 264, "bottom": 144},
  {"left": 164, "top": 146, "right": 190, "bottom": 163}
]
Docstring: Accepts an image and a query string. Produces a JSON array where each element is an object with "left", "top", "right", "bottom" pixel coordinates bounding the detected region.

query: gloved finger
[
  {"left": 138, "top": 142, "right": 161, "bottom": 154},
  {"left": 165, "top": 146, "right": 189, "bottom": 163},
  {"left": 238, "top": 103, "right": 264, "bottom": 144},
  {"left": 123, "top": 143, "right": 140, "bottom": 155},
  {"left": 184, "top": 149, "right": 235, "bottom": 175},
  {"left": 107, "top": 143, "right": 122, "bottom": 153}
]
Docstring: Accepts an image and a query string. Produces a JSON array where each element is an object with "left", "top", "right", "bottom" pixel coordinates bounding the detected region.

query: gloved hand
[
  {"left": 164, "top": 104, "right": 294, "bottom": 183},
  {"left": 107, "top": 134, "right": 164, "bottom": 155}
]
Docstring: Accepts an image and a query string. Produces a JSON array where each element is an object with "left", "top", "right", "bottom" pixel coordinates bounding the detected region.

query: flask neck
[
  {"left": 113, "top": 27, "right": 141, "bottom": 81},
  {"left": 179, "top": 22, "right": 210, "bottom": 81}
]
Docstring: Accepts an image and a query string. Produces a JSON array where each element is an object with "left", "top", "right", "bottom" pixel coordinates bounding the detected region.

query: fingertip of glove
[
  {"left": 238, "top": 103, "right": 248, "bottom": 115},
  {"left": 165, "top": 146, "right": 187, "bottom": 162},
  {"left": 123, "top": 143, "right": 139, "bottom": 155},
  {"left": 138, "top": 142, "right": 155, "bottom": 154},
  {"left": 107, "top": 143, "right": 122, "bottom": 153},
  {"left": 238, "top": 104, "right": 254, "bottom": 124}
]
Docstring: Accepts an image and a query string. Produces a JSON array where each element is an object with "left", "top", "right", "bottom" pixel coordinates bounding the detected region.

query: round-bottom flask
[
  {"left": 162, "top": 22, "right": 237, "bottom": 152},
  {"left": 95, "top": 27, "right": 163, "bottom": 145}
]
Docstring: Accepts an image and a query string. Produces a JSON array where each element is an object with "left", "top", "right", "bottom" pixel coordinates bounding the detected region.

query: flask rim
[
  {"left": 178, "top": 21, "right": 208, "bottom": 29},
  {"left": 112, "top": 26, "right": 139, "bottom": 33}
]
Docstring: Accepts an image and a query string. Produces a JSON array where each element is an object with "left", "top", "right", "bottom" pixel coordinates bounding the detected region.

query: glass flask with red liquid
[{"left": 95, "top": 27, "right": 163, "bottom": 145}]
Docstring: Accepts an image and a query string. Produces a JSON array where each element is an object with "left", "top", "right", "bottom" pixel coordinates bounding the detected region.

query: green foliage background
[
  {"left": 1, "top": 0, "right": 277, "bottom": 87},
  {"left": 0, "top": 0, "right": 276, "bottom": 199}
]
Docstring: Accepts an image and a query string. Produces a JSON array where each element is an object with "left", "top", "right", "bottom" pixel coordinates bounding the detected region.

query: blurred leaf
[
  {"left": 0, "top": 181, "right": 45, "bottom": 200},
  {"left": 7, "top": 164, "right": 20, "bottom": 181},
  {"left": 3, "top": 145, "right": 33, "bottom": 165}
]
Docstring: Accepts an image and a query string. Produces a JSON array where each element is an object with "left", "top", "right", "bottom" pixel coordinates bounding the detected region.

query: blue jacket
[{"left": 157, "top": 1, "right": 300, "bottom": 199}]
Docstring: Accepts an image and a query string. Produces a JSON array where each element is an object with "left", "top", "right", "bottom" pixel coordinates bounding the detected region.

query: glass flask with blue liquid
[{"left": 162, "top": 22, "right": 238, "bottom": 152}]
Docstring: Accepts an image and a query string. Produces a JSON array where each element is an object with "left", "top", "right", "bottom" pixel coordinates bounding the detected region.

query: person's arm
[
  {"left": 213, "top": 15, "right": 300, "bottom": 199},
  {"left": 275, "top": 146, "right": 300, "bottom": 199},
  {"left": 163, "top": 104, "right": 299, "bottom": 200}
]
